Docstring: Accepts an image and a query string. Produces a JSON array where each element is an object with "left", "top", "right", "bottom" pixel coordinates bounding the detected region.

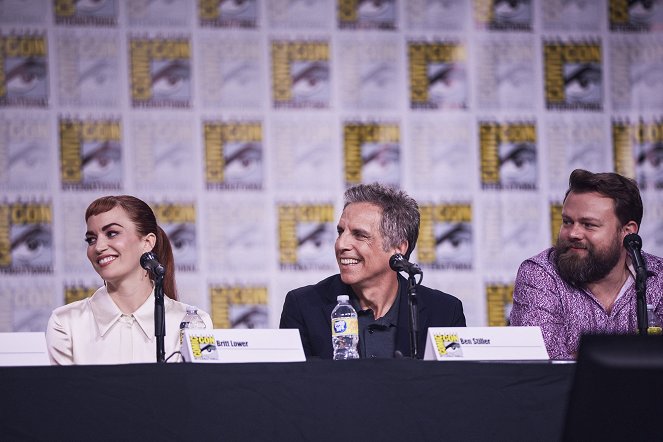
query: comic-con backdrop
[{"left": 1, "top": 0, "right": 663, "bottom": 332}]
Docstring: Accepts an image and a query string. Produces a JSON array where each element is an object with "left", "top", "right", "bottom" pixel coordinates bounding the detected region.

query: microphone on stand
[
  {"left": 623, "top": 233, "right": 648, "bottom": 336},
  {"left": 389, "top": 253, "right": 423, "bottom": 276},
  {"left": 140, "top": 252, "right": 166, "bottom": 277},
  {"left": 623, "top": 233, "right": 646, "bottom": 275},
  {"left": 389, "top": 253, "right": 422, "bottom": 359},
  {"left": 140, "top": 251, "right": 166, "bottom": 363}
]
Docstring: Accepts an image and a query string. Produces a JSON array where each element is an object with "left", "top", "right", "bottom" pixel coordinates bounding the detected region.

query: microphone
[
  {"left": 623, "top": 233, "right": 647, "bottom": 274},
  {"left": 389, "top": 253, "right": 422, "bottom": 276},
  {"left": 140, "top": 251, "right": 165, "bottom": 277}
]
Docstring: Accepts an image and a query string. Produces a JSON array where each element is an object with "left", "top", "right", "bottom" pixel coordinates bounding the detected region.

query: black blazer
[{"left": 279, "top": 274, "right": 466, "bottom": 359}]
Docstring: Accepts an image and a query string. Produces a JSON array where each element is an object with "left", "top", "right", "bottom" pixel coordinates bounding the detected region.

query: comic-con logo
[
  {"left": 54, "top": 0, "right": 117, "bottom": 26},
  {"left": 609, "top": 0, "right": 663, "bottom": 32},
  {"left": 434, "top": 333, "right": 463, "bottom": 357},
  {"left": 204, "top": 120, "right": 263, "bottom": 190},
  {"left": 0, "top": 201, "right": 53, "bottom": 274},
  {"left": 56, "top": 31, "right": 119, "bottom": 107},
  {"left": 550, "top": 202, "right": 563, "bottom": 246},
  {"left": 486, "top": 283, "right": 514, "bottom": 326},
  {"left": 0, "top": 33, "right": 48, "bottom": 107},
  {"left": 210, "top": 285, "right": 268, "bottom": 329},
  {"left": 0, "top": 115, "right": 50, "bottom": 191},
  {"left": 344, "top": 122, "right": 400, "bottom": 188},
  {"left": 59, "top": 117, "right": 122, "bottom": 191},
  {"left": 408, "top": 41, "right": 467, "bottom": 110},
  {"left": 613, "top": 119, "right": 663, "bottom": 190},
  {"left": 130, "top": 36, "right": 191, "bottom": 108},
  {"left": 278, "top": 203, "right": 336, "bottom": 271},
  {"left": 479, "top": 121, "right": 537, "bottom": 190},
  {"left": 544, "top": 40, "right": 602, "bottom": 111},
  {"left": 611, "top": 39, "right": 663, "bottom": 111},
  {"left": 474, "top": 0, "right": 533, "bottom": 31},
  {"left": 418, "top": 203, "right": 473, "bottom": 270},
  {"left": 64, "top": 283, "right": 97, "bottom": 305},
  {"left": 199, "top": 0, "right": 258, "bottom": 28},
  {"left": 338, "top": 0, "right": 397, "bottom": 29},
  {"left": 152, "top": 202, "right": 197, "bottom": 272},
  {"left": 271, "top": 40, "right": 330, "bottom": 109}
]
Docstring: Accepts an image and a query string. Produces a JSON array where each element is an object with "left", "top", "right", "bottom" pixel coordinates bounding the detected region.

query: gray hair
[{"left": 344, "top": 183, "right": 420, "bottom": 259}]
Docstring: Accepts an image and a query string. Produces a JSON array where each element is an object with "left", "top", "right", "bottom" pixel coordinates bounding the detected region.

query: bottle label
[
  {"left": 332, "top": 317, "right": 358, "bottom": 336},
  {"left": 647, "top": 326, "right": 662, "bottom": 336}
]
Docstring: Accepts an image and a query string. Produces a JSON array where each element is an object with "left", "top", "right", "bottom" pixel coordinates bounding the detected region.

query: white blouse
[{"left": 46, "top": 285, "right": 213, "bottom": 365}]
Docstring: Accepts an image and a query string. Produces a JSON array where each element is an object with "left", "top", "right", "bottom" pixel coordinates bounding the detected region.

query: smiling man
[
  {"left": 510, "top": 169, "right": 663, "bottom": 359},
  {"left": 279, "top": 183, "right": 465, "bottom": 359}
]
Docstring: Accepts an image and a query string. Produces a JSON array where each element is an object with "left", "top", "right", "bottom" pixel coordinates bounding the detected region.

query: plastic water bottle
[
  {"left": 180, "top": 306, "right": 206, "bottom": 345},
  {"left": 647, "top": 304, "right": 662, "bottom": 335},
  {"left": 331, "top": 295, "right": 359, "bottom": 360}
]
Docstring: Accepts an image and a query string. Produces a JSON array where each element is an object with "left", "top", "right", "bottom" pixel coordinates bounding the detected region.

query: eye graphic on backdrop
[
  {"left": 11, "top": 225, "right": 52, "bottom": 266},
  {"left": 493, "top": 0, "right": 531, "bottom": 22},
  {"left": 357, "top": 0, "right": 394, "bottom": 19},
  {"left": 629, "top": 0, "right": 658, "bottom": 24},
  {"left": 499, "top": 142, "right": 536, "bottom": 186},
  {"left": 168, "top": 224, "right": 196, "bottom": 262},
  {"left": 637, "top": 142, "right": 663, "bottom": 188},
  {"left": 568, "top": 144, "right": 603, "bottom": 170},
  {"left": 82, "top": 140, "right": 121, "bottom": 181},
  {"left": 8, "top": 141, "right": 46, "bottom": 183},
  {"left": 428, "top": 63, "right": 466, "bottom": 107},
  {"left": 75, "top": 0, "right": 109, "bottom": 13},
  {"left": 564, "top": 64, "right": 601, "bottom": 103},
  {"left": 496, "top": 62, "right": 531, "bottom": 89},
  {"left": 435, "top": 223, "right": 472, "bottom": 265},
  {"left": 224, "top": 142, "right": 262, "bottom": 183},
  {"left": 362, "top": 142, "right": 400, "bottom": 185},
  {"left": 223, "top": 61, "right": 258, "bottom": 87},
  {"left": 231, "top": 306, "right": 268, "bottom": 329},
  {"left": 9, "top": 142, "right": 42, "bottom": 170},
  {"left": 291, "top": 61, "right": 329, "bottom": 99},
  {"left": 6, "top": 58, "right": 46, "bottom": 95},
  {"left": 297, "top": 223, "right": 334, "bottom": 264},
  {"left": 152, "top": 60, "right": 190, "bottom": 98},
  {"left": 219, "top": 0, "right": 252, "bottom": 15},
  {"left": 77, "top": 60, "right": 112, "bottom": 88},
  {"left": 360, "top": 62, "right": 395, "bottom": 88}
]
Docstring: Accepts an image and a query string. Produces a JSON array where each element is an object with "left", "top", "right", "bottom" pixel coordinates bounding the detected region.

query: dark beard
[{"left": 554, "top": 235, "right": 622, "bottom": 287}]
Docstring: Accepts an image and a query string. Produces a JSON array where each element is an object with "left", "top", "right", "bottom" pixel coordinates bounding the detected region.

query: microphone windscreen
[{"left": 623, "top": 233, "right": 642, "bottom": 250}]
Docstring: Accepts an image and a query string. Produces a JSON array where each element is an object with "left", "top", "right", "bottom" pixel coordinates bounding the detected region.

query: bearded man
[{"left": 510, "top": 169, "right": 663, "bottom": 359}]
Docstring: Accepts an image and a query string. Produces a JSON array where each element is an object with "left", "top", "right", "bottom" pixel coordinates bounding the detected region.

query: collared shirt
[
  {"left": 510, "top": 248, "right": 663, "bottom": 359},
  {"left": 352, "top": 291, "right": 400, "bottom": 359},
  {"left": 46, "top": 285, "right": 213, "bottom": 365}
]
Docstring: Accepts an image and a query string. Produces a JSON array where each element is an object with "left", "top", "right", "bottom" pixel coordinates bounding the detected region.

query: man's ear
[
  {"left": 395, "top": 241, "right": 409, "bottom": 256},
  {"left": 622, "top": 221, "right": 639, "bottom": 236}
]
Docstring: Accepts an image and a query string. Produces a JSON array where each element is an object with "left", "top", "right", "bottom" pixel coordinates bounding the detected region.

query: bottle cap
[
  {"left": 337, "top": 294, "right": 349, "bottom": 302},
  {"left": 186, "top": 306, "right": 198, "bottom": 313}
]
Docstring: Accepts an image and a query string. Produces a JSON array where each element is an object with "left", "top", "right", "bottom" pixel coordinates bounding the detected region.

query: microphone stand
[
  {"left": 635, "top": 267, "right": 648, "bottom": 335},
  {"left": 154, "top": 272, "right": 166, "bottom": 363},
  {"left": 407, "top": 274, "right": 419, "bottom": 359}
]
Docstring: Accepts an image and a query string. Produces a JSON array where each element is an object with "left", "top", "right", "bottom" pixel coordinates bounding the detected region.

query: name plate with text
[
  {"left": 423, "top": 326, "right": 549, "bottom": 361},
  {"left": 181, "top": 328, "right": 306, "bottom": 363}
]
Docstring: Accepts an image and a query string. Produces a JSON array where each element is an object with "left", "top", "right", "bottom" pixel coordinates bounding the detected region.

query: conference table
[{"left": 0, "top": 359, "right": 574, "bottom": 441}]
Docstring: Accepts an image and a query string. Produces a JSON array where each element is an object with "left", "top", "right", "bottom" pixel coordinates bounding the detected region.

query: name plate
[
  {"left": 423, "top": 326, "right": 549, "bottom": 361},
  {"left": 0, "top": 332, "right": 50, "bottom": 366},
  {"left": 181, "top": 328, "right": 306, "bottom": 363}
]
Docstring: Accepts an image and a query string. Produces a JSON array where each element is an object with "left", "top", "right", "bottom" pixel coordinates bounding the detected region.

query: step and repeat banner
[{"left": 1, "top": 0, "right": 663, "bottom": 333}]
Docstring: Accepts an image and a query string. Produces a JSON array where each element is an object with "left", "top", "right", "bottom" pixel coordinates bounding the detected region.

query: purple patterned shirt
[{"left": 510, "top": 248, "right": 663, "bottom": 360}]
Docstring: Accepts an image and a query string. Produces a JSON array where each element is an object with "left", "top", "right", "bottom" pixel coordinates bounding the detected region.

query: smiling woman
[{"left": 45, "top": 195, "right": 212, "bottom": 365}]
